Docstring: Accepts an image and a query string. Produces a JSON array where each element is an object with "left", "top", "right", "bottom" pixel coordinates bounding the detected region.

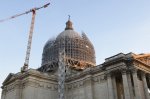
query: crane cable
[{"left": 0, "top": 3, "right": 50, "bottom": 23}]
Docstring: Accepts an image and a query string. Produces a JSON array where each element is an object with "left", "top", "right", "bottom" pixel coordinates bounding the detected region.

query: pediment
[
  {"left": 133, "top": 54, "right": 150, "bottom": 66},
  {"left": 3, "top": 73, "right": 15, "bottom": 85}
]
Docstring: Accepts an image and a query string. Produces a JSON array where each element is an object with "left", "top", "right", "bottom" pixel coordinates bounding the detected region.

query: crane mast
[
  {"left": 21, "top": 9, "right": 36, "bottom": 72},
  {"left": 21, "top": 3, "right": 50, "bottom": 72}
]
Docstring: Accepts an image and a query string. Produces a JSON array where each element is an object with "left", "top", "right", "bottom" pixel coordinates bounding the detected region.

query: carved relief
[
  {"left": 38, "top": 83, "right": 43, "bottom": 88},
  {"left": 46, "top": 85, "right": 52, "bottom": 89},
  {"left": 93, "top": 75, "right": 106, "bottom": 83},
  {"left": 93, "top": 76, "right": 99, "bottom": 82},
  {"left": 54, "top": 84, "right": 58, "bottom": 90},
  {"left": 5, "top": 85, "right": 15, "bottom": 92},
  {"left": 67, "top": 81, "right": 84, "bottom": 90},
  {"left": 100, "top": 75, "right": 106, "bottom": 82}
]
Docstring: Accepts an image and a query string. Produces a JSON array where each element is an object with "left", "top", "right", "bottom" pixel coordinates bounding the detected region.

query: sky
[{"left": 0, "top": 0, "right": 150, "bottom": 97}]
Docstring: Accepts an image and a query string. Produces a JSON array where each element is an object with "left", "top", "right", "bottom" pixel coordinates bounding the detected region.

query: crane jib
[{"left": 0, "top": 3, "right": 50, "bottom": 23}]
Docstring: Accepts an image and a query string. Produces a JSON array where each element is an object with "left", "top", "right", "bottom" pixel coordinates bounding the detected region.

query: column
[
  {"left": 122, "top": 70, "right": 131, "bottom": 99},
  {"left": 126, "top": 72, "right": 134, "bottom": 99},
  {"left": 141, "top": 72, "right": 150, "bottom": 99},
  {"left": 148, "top": 74, "right": 150, "bottom": 89},
  {"left": 148, "top": 75, "right": 150, "bottom": 88},
  {"left": 112, "top": 75, "right": 118, "bottom": 99},
  {"left": 132, "top": 69, "right": 142, "bottom": 99},
  {"left": 148, "top": 75, "right": 150, "bottom": 95},
  {"left": 107, "top": 72, "right": 114, "bottom": 99}
]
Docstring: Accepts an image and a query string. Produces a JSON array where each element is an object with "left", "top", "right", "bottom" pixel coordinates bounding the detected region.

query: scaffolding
[
  {"left": 38, "top": 19, "right": 96, "bottom": 72},
  {"left": 37, "top": 18, "right": 96, "bottom": 99},
  {"left": 58, "top": 49, "right": 66, "bottom": 99}
]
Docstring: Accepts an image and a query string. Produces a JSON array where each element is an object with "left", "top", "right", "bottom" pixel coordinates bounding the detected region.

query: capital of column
[
  {"left": 130, "top": 68, "right": 138, "bottom": 74},
  {"left": 141, "top": 71, "right": 146, "bottom": 77},
  {"left": 148, "top": 74, "right": 150, "bottom": 79},
  {"left": 106, "top": 71, "right": 112, "bottom": 78},
  {"left": 121, "top": 68, "right": 128, "bottom": 75}
]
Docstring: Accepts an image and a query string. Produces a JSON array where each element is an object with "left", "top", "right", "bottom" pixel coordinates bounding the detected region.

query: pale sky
[{"left": 0, "top": 0, "right": 150, "bottom": 97}]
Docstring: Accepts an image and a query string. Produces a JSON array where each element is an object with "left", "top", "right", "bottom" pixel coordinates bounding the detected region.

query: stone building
[{"left": 1, "top": 19, "right": 150, "bottom": 99}]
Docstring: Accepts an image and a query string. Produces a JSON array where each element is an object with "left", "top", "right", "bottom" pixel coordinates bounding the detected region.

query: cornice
[
  {"left": 65, "top": 65, "right": 104, "bottom": 82},
  {"left": 2, "top": 69, "right": 57, "bottom": 86}
]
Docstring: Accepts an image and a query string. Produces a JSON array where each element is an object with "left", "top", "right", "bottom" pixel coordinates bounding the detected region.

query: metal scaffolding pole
[
  {"left": 58, "top": 18, "right": 67, "bottom": 98},
  {"left": 58, "top": 49, "right": 66, "bottom": 99}
]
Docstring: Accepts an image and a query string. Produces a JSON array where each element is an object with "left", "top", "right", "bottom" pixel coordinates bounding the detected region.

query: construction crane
[
  {"left": 21, "top": 3, "right": 50, "bottom": 72},
  {"left": 0, "top": 3, "right": 50, "bottom": 72}
]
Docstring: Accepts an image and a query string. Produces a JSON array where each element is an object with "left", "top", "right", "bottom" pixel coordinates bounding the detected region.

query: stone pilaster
[
  {"left": 141, "top": 72, "right": 150, "bottom": 99},
  {"left": 132, "top": 69, "right": 142, "bottom": 99},
  {"left": 15, "top": 80, "right": 22, "bottom": 99},
  {"left": 84, "top": 75, "right": 93, "bottom": 99},
  {"left": 121, "top": 70, "right": 131, "bottom": 99},
  {"left": 1, "top": 87, "right": 6, "bottom": 99},
  {"left": 107, "top": 72, "right": 114, "bottom": 99}
]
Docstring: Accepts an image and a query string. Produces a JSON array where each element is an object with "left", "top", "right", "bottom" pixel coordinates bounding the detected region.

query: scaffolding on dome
[
  {"left": 38, "top": 19, "right": 96, "bottom": 72},
  {"left": 38, "top": 32, "right": 96, "bottom": 72}
]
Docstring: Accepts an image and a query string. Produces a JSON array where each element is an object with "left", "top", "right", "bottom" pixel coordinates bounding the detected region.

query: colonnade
[{"left": 107, "top": 69, "right": 150, "bottom": 99}]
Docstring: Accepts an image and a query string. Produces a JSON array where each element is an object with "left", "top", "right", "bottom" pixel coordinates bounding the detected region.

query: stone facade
[
  {"left": 1, "top": 52, "right": 150, "bottom": 99},
  {"left": 1, "top": 70, "right": 58, "bottom": 99}
]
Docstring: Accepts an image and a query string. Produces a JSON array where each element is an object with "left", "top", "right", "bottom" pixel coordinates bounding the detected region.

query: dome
[
  {"left": 56, "top": 30, "right": 81, "bottom": 40},
  {"left": 38, "top": 19, "right": 96, "bottom": 72}
]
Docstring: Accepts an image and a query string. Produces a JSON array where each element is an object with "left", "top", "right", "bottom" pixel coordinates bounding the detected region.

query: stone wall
[
  {"left": 1, "top": 53, "right": 150, "bottom": 99},
  {"left": 65, "top": 68, "right": 108, "bottom": 99},
  {"left": 1, "top": 69, "right": 58, "bottom": 99},
  {"left": 21, "top": 77, "right": 58, "bottom": 99},
  {"left": 93, "top": 74, "right": 108, "bottom": 99}
]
